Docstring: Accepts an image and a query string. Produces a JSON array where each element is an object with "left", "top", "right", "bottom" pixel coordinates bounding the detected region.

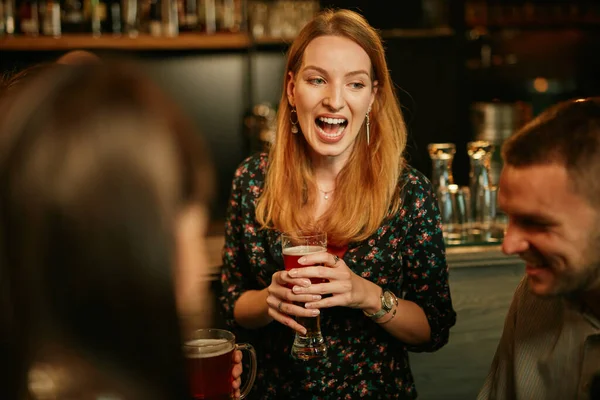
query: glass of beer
[
  {"left": 183, "top": 328, "right": 257, "bottom": 400},
  {"left": 281, "top": 231, "right": 327, "bottom": 360}
]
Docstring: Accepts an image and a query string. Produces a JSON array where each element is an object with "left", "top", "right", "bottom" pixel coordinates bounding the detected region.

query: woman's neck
[{"left": 309, "top": 147, "right": 350, "bottom": 181}]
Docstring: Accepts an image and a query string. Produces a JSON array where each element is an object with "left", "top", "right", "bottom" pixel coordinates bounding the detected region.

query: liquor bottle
[
  {"left": 105, "top": 0, "right": 121, "bottom": 34},
  {"left": 0, "top": 1, "right": 5, "bottom": 35},
  {"left": 2, "top": 0, "right": 17, "bottom": 34},
  {"left": 217, "top": 0, "right": 241, "bottom": 32},
  {"left": 121, "top": 0, "right": 138, "bottom": 35},
  {"left": 18, "top": 0, "right": 39, "bottom": 35},
  {"left": 177, "top": 0, "right": 196, "bottom": 31},
  {"left": 198, "top": 0, "right": 215, "bottom": 33},
  {"left": 88, "top": 0, "right": 108, "bottom": 35},
  {"left": 42, "top": 0, "right": 60, "bottom": 36},
  {"left": 147, "top": 0, "right": 161, "bottom": 35},
  {"left": 161, "top": 0, "right": 177, "bottom": 36},
  {"left": 62, "top": 0, "right": 86, "bottom": 32}
]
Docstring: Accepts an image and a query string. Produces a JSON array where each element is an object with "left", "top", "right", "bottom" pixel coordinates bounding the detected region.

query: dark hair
[
  {"left": 0, "top": 63, "right": 213, "bottom": 399},
  {"left": 0, "top": 62, "right": 57, "bottom": 98},
  {"left": 502, "top": 97, "right": 600, "bottom": 205}
]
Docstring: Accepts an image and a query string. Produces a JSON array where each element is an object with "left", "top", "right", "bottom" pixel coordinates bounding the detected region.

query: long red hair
[{"left": 256, "top": 9, "right": 407, "bottom": 245}]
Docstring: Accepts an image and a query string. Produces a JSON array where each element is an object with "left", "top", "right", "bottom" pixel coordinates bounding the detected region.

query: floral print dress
[{"left": 220, "top": 153, "right": 456, "bottom": 399}]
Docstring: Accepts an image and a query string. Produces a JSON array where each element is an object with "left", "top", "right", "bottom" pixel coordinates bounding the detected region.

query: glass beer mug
[
  {"left": 183, "top": 329, "right": 257, "bottom": 400},
  {"left": 281, "top": 231, "right": 328, "bottom": 360}
]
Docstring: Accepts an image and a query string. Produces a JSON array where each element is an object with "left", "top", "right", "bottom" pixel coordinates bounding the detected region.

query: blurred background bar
[{"left": 3, "top": 0, "right": 599, "bottom": 235}]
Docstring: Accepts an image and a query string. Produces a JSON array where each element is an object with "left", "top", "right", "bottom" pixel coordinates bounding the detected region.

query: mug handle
[{"left": 235, "top": 342, "right": 257, "bottom": 399}]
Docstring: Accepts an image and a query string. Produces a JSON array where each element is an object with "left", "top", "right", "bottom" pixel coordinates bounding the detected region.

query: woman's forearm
[
  {"left": 380, "top": 298, "right": 431, "bottom": 344},
  {"left": 233, "top": 288, "right": 273, "bottom": 329},
  {"left": 361, "top": 281, "right": 431, "bottom": 344}
]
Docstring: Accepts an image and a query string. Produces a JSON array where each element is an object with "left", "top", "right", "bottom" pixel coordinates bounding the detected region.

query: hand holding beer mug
[
  {"left": 184, "top": 329, "right": 257, "bottom": 400},
  {"left": 281, "top": 232, "right": 328, "bottom": 360}
]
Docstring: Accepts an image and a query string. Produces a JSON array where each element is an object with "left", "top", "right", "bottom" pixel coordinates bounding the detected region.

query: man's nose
[{"left": 501, "top": 223, "right": 529, "bottom": 255}]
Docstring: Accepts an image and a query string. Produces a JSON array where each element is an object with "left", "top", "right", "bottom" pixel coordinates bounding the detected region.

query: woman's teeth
[
  {"left": 317, "top": 124, "right": 346, "bottom": 137},
  {"left": 319, "top": 116, "right": 346, "bottom": 125},
  {"left": 316, "top": 116, "right": 347, "bottom": 138}
]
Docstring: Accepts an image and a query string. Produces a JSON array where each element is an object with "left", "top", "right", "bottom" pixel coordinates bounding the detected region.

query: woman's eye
[
  {"left": 350, "top": 82, "right": 365, "bottom": 89},
  {"left": 308, "top": 77, "right": 325, "bottom": 85}
]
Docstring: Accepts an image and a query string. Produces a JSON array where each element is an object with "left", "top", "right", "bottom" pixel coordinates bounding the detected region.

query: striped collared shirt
[{"left": 478, "top": 276, "right": 600, "bottom": 400}]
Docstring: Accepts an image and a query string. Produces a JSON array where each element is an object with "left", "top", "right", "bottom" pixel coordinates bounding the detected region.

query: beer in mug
[{"left": 183, "top": 329, "right": 256, "bottom": 400}]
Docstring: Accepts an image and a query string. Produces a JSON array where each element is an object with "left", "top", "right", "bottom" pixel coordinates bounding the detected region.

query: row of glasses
[
  {"left": 438, "top": 184, "right": 498, "bottom": 245},
  {"left": 428, "top": 141, "right": 501, "bottom": 245}
]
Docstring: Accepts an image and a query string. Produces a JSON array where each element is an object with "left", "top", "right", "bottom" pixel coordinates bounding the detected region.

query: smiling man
[{"left": 478, "top": 98, "right": 600, "bottom": 400}]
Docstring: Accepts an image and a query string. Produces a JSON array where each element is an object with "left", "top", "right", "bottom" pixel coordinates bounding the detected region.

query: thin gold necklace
[{"left": 319, "top": 188, "right": 334, "bottom": 200}]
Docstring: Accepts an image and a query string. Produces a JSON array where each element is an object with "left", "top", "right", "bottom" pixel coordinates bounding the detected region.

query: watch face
[{"left": 382, "top": 291, "right": 395, "bottom": 310}]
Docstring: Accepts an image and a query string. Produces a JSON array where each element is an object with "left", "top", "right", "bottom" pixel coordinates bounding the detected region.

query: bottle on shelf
[
  {"left": 18, "top": 0, "right": 39, "bottom": 35},
  {"left": 146, "top": 0, "right": 161, "bottom": 36},
  {"left": 105, "top": 0, "right": 121, "bottom": 34},
  {"left": 198, "top": 0, "right": 216, "bottom": 33},
  {"left": 121, "top": 0, "right": 138, "bottom": 36},
  {"left": 217, "top": 0, "right": 242, "bottom": 32},
  {"left": 41, "top": 0, "right": 60, "bottom": 36},
  {"left": 177, "top": 0, "right": 197, "bottom": 32},
  {"left": 88, "top": 0, "right": 108, "bottom": 35},
  {"left": 61, "top": 0, "right": 87, "bottom": 32},
  {"left": 0, "top": 1, "right": 4, "bottom": 35},
  {"left": 161, "top": 0, "right": 177, "bottom": 36},
  {"left": 1, "top": 0, "right": 17, "bottom": 35}
]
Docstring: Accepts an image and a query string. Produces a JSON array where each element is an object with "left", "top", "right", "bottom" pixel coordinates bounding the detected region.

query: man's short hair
[{"left": 502, "top": 97, "right": 600, "bottom": 206}]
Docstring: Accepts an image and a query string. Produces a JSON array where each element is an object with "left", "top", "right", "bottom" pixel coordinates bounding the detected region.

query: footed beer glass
[{"left": 281, "top": 232, "right": 328, "bottom": 360}]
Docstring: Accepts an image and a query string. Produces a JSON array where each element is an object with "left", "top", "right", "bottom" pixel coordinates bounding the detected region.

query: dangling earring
[
  {"left": 366, "top": 107, "right": 371, "bottom": 146},
  {"left": 290, "top": 108, "right": 299, "bottom": 134}
]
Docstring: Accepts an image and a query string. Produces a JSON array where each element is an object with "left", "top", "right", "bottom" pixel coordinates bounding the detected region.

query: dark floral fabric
[{"left": 220, "top": 153, "right": 456, "bottom": 399}]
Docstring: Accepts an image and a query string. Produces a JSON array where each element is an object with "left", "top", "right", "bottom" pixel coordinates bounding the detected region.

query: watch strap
[{"left": 363, "top": 290, "right": 396, "bottom": 320}]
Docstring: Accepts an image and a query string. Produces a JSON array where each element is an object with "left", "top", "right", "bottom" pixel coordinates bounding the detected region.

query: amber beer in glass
[
  {"left": 183, "top": 329, "right": 256, "bottom": 400},
  {"left": 281, "top": 232, "right": 327, "bottom": 360}
]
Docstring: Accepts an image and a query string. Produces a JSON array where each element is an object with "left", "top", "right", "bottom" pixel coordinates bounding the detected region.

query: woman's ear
[
  {"left": 369, "top": 80, "right": 379, "bottom": 109},
  {"left": 286, "top": 71, "right": 296, "bottom": 107}
]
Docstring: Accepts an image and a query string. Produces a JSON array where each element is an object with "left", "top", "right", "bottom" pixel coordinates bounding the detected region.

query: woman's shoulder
[
  {"left": 399, "top": 165, "right": 434, "bottom": 195},
  {"left": 233, "top": 152, "right": 269, "bottom": 181}
]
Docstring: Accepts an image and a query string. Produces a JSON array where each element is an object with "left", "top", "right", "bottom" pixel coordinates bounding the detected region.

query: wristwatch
[{"left": 363, "top": 290, "right": 398, "bottom": 320}]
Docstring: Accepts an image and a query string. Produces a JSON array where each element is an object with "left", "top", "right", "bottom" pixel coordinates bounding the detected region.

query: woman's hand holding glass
[
  {"left": 287, "top": 252, "right": 377, "bottom": 311},
  {"left": 266, "top": 270, "right": 323, "bottom": 335},
  {"left": 231, "top": 349, "right": 243, "bottom": 399}
]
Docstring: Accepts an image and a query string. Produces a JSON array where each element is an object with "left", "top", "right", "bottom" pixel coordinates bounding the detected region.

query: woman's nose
[{"left": 323, "top": 86, "right": 344, "bottom": 111}]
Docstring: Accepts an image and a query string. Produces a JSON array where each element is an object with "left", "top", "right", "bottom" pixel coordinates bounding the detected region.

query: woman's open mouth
[{"left": 315, "top": 116, "right": 348, "bottom": 143}]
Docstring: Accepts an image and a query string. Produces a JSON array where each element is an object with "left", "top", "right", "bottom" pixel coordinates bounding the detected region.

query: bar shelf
[{"left": 0, "top": 32, "right": 251, "bottom": 51}]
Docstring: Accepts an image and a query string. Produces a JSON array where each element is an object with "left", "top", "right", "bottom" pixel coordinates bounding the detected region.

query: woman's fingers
[
  {"left": 231, "top": 350, "right": 242, "bottom": 398},
  {"left": 266, "top": 295, "right": 320, "bottom": 318},
  {"left": 266, "top": 295, "right": 320, "bottom": 335},
  {"left": 232, "top": 350, "right": 243, "bottom": 379},
  {"left": 276, "top": 270, "right": 313, "bottom": 289},
  {"left": 269, "top": 272, "right": 321, "bottom": 303}
]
